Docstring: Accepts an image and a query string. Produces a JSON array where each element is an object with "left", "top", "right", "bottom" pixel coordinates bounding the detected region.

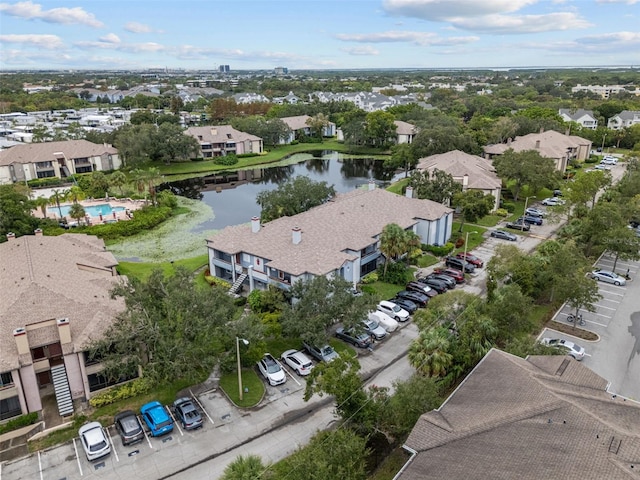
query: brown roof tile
[{"left": 0, "top": 140, "right": 117, "bottom": 166}]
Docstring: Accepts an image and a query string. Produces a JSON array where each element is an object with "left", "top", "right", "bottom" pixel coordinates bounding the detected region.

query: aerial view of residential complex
[{"left": 1, "top": 1, "right": 639, "bottom": 479}]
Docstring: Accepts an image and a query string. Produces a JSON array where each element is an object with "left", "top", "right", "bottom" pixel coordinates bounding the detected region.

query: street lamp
[
  {"left": 236, "top": 337, "right": 249, "bottom": 401},
  {"left": 522, "top": 196, "right": 537, "bottom": 231},
  {"left": 601, "top": 133, "right": 607, "bottom": 152},
  {"left": 463, "top": 230, "right": 478, "bottom": 269}
]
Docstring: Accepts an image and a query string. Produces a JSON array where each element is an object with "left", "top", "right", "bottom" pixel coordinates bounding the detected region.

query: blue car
[{"left": 140, "top": 401, "right": 173, "bottom": 437}]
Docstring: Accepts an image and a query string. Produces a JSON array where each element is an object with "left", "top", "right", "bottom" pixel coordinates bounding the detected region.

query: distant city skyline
[{"left": 1, "top": 0, "right": 639, "bottom": 71}]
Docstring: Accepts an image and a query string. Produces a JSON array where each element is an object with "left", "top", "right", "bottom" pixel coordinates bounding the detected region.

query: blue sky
[{"left": 1, "top": 0, "right": 639, "bottom": 71}]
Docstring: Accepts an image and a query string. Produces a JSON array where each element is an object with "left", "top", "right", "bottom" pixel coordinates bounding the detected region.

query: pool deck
[{"left": 36, "top": 198, "right": 148, "bottom": 225}]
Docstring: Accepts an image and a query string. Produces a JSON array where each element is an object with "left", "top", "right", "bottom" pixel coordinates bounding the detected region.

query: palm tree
[
  {"left": 68, "top": 202, "right": 86, "bottom": 225},
  {"left": 32, "top": 196, "right": 50, "bottom": 218},
  {"left": 408, "top": 328, "right": 453, "bottom": 378},
  {"left": 49, "top": 190, "right": 66, "bottom": 219},
  {"left": 221, "top": 454, "right": 266, "bottom": 480},
  {"left": 404, "top": 230, "right": 422, "bottom": 264},
  {"left": 66, "top": 186, "right": 85, "bottom": 204},
  {"left": 145, "top": 167, "right": 161, "bottom": 206},
  {"left": 109, "top": 171, "right": 128, "bottom": 197},
  {"left": 379, "top": 223, "right": 407, "bottom": 277},
  {"left": 130, "top": 168, "right": 148, "bottom": 199}
]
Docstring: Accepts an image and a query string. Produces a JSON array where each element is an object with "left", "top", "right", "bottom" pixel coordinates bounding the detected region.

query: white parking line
[
  {"left": 72, "top": 438, "right": 84, "bottom": 476},
  {"left": 37, "top": 451, "right": 43, "bottom": 480},
  {"left": 599, "top": 297, "right": 621, "bottom": 304},
  {"left": 592, "top": 304, "right": 616, "bottom": 311},
  {"left": 277, "top": 358, "right": 301, "bottom": 386},
  {"left": 585, "top": 319, "right": 608, "bottom": 327},
  {"left": 190, "top": 389, "right": 214, "bottom": 425},
  {"left": 105, "top": 428, "right": 119, "bottom": 462},
  {"left": 138, "top": 415, "right": 153, "bottom": 448},
  {"left": 592, "top": 311, "right": 613, "bottom": 319},
  {"left": 165, "top": 405, "right": 183, "bottom": 436},
  {"left": 597, "top": 289, "right": 625, "bottom": 296}
]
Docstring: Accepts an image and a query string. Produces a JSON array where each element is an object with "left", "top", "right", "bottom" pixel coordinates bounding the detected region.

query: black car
[
  {"left": 172, "top": 397, "right": 204, "bottom": 430},
  {"left": 444, "top": 256, "right": 476, "bottom": 273},
  {"left": 335, "top": 327, "right": 373, "bottom": 349},
  {"left": 418, "top": 277, "right": 448, "bottom": 293},
  {"left": 420, "top": 273, "right": 456, "bottom": 289},
  {"left": 395, "top": 290, "right": 429, "bottom": 307},
  {"left": 505, "top": 219, "right": 531, "bottom": 231},
  {"left": 390, "top": 297, "right": 418, "bottom": 314},
  {"left": 406, "top": 281, "right": 438, "bottom": 297},
  {"left": 114, "top": 410, "right": 144, "bottom": 446},
  {"left": 518, "top": 215, "right": 543, "bottom": 226}
]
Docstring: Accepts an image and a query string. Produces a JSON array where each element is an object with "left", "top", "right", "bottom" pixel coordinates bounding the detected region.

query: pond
[{"left": 159, "top": 151, "right": 395, "bottom": 232}]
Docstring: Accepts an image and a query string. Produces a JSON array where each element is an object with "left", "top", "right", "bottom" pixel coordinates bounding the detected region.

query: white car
[
  {"left": 257, "top": 353, "right": 286, "bottom": 386},
  {"left": 601, "top": 158, "right": 617, "bottom": 165},
  {"left": 362, "top": 318, "right": 387, "bottom": 340},
  {"left": 78, "top": 422, "right": 111, "bottom": 461},
  {"left": 280, "top": 349, "right": 313, "bottom": 376},
  {"left": 541, "top": 197, "right": 565, "bottom": 206},
  {"left": 368, "top": 310, "right": 399, "bottom": 333},
  {"left": 541, "top": 338, "right": 585, "bottom": 361},
  {"left": 590, "top": 269, "right": 626, "bottom": 286},
  {"left": 377, "top": 300, "right": 410, "bottom": 322},
  {"left": 594, "top": 164, "right": 611, "bottom": 171}
]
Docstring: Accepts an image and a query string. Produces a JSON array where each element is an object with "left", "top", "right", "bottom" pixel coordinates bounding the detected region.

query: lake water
[{"left": 159, "top": 151, "right": 394, "bottom": 232}]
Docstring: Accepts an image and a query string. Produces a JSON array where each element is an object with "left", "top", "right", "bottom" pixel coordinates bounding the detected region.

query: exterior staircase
[
  {"left": 228, "top": 273, "right": 247, "bottom": 295},
  {"left": 50, "top": 364, "right": 74, "bottom": 417}
]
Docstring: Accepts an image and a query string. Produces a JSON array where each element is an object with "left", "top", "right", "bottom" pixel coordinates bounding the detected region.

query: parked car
[
  {"left": 257, "top": 353, "right": 287, "bottom": 386},
  {"left": 420, "top": 273, "right": 456, "bottom": 289},
  {"left": 377, "top": 300, "right": 410, "bottom": 322},
  {"left": 114, "top": 410, "right": 144, "bottom": 446},
  {"left": 590, "top": 269, "right": 626, "bottom": 286},
  {"left": 362, "top": 318, "right": 387, "bottom": 340},
  {"left": 601, "top": 157, "right": 617, "bottom": 165},
  {"left": 303, "top": 342, "right": 339, "bottom": 363},
  {"left": 335, "top": 327, "right": 373, "bottom": 349},
  {"left": 542, "top": 197, "right": 565, "bottom": 206},
  {"left": 525, "top": 207, "right": 545, "bottom": 217},
  {"left": 78, "top": 422, "right": 111, "bottom": 461},
  {"left": 517, "top": 215, "right": 543, "bottom": 226},
  {"left": 540, "top": 338, "right": 585, "bottom": 361},
  {"left": 171, "top": 397, "right": 203, "bottom": 430},
  {"left": 281, "top": 349, "right": 314, "bottom": 376},
  {"left": 433, "top": 267, "right": 465, "bottom": 284},
  {"left": 389, "top": 297, "right": 418, "bottom": 314},
  {"left": 417, "top": 277, "right": 448, "bottom": 293},
  {"left": 406, "top": 281, "right": 438, "bottom": 297},
  {"left": 395, "top": 290, "right": 429, "bottom": 307},
  {"left": 490, "top": 229, "right": 517, "bottom": 241},
  {"left": 553, "top": 189, "right": 563, "bottom": 197},
  {"left": 455, "top": 252, "right": 484, "bottom": 268},
  {"left": 505, "top": 219, "right": 531, "bottom": 231},
  {"left": 368, "top": 310, "right": 399, "bottom": 332},
  {"left": 594, "top": 164, "right": 611, "bottom": 171},
  {"left": 140, "top": 401, "right": 173, "bottom": 437},
  {"left": 445, "top": 256, "right": 476, "bottom": 273}
]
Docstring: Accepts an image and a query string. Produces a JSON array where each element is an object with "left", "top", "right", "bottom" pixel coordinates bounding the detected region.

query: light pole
[
  {"left": 463, "top": 230, "right": 478, "bottom": 270},
  {"left": 236, "top": 337, "right": 249, "bottom": 401},
  {"left": 522, "top": 196, "right": 536, "bottom": 231},
  {"left": 601, "top": 133, "right": 607, "bottom": 152}
]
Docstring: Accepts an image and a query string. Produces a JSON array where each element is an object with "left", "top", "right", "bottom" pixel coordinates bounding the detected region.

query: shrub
[
  {"left": 237, "top": 153, "right": 259, "bottom": 158},
  {"left": 361, "top": 272, "right": 379, "bottom": 284},
  {"left": 261, "top": 312, "right": 282, "bottom": 338},
  {"left": 156, "top": 190, "right": 178, "bottom": 208},
  {"left": 27, "top": 177, "right": 63, "bottom": 188},
  {"left": 204, "top": 275, "right": 231, "bottom": 289},
  {"left": 77, "top": 206, "right": 172, "bottom": 241},
  {"left": 88, "top": 377, "right": 152, "bottom": 408},
  {"left": 495, "top": 208, "right": 509, "bottom": 217},
  {"left": 502, "top": 202, "right": 515, "bottom": 213},
  {"left": 424, "top": 242, "right": 454, "bottom": 257},
  {"left": 234, "top": 296, "right": 247, "bottom": 307},
  {"left": 213, "top": 154, "right": 238, "bottom": 166},
  {"left": 378, "top": 262, "right": 409, "bottom": 285},
  {"left": 0, "top": 412, "right": 39, "bottom": 435}
]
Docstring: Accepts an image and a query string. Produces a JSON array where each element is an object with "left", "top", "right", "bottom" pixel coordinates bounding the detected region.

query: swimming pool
[{"left": 49, "top": 203, "right": 126, "bottom": 218}]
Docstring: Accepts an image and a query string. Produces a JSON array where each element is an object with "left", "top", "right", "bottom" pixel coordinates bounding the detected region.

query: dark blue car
[{"left": 518, "top": 215, "right": 543, "bottom": 226}]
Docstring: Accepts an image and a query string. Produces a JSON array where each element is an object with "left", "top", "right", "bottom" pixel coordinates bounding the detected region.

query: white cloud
[
  {"left": 0, "top": 33, "right": 63, "bottom": 49},
  {"left": 341, "top": 45, "right": 380, "bottom": 56},
  {"left": 382, "top": 0, "right": 537, "bottom": 21},
  {"left": 596, "top": 0, "right": 639, "bottom": 4},
  {"left": 75, "top": 39, "right": 164, "bottom": 53},
  {"left": 524, "top": 31, "right": 640, "bottom": 55},
  {"left": 124, "top": 21, "right": 153, "bottom": 33},
  {"left": 335, "top": 30, "right": 478, "bottom": 46},
  {"left": 450, "top": 12, "right": 592, "bottom": 33},
  {"left": 0, "top": 1, "right": 103, "bottom": 27},
  {"left": 99, "top": 33, "right": 121, "bottom": 44}
]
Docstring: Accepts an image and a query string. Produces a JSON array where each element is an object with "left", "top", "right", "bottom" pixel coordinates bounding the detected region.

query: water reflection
[{"left": 159, "top": 151, "right": 392, "bottom": 231}]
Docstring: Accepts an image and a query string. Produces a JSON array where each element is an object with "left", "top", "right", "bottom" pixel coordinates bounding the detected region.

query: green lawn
[
  {"left": 475, "top": 214, "right": 504, "bottom": 227},
  {"left": 219, "top": 369, "right": 265, "bottom": 407},
  {"left": 450, "top": 223, "right": 487, "bottom": 253},
  {"left": 386, "top": 177, "right": 410, "bottom": 195},
  {"left": 117, "top": 254, "right": 209, "bottom": 281},
  {"left": 415, "top": 253, "right": 439, "bottom": 268}
]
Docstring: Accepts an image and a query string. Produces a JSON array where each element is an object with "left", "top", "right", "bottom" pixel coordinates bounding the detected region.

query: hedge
[
  {"left": 422, "top": 242, "right": 455, "bottom": 257},
  {"left": 204, "top": 275, "right": 231, "bottom": 289},
  {"left": 88, "top": 377, "right": 152, "bottom": 408},
  {"left": 0, "top": 412, "right": 39, "bottom": 435},
  {"left": 76, "top": 206, "right": 172, "bottom": 241}
]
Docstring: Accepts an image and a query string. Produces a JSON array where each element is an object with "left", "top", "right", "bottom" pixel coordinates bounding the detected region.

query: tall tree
[
  {"left": 567, "top": 170, "right": 612, "bottom": 210},
  {"left": 306, "top": 113, "right": 331, "bottom": 138},
  {"left": 379, "top": 223, "right": 408, "bottom": 277},
  {"left": 256, "top": 176, "right": 335, "bottom": 222},
  {"left": 408, "top": 327, "right": 453, "bottom": 378},
  {"left": 68, "top": 202, "right": 86, "bottom": 225},
  {"left": 408, "top": 169, "right": 462, "bottom": 204},
  {"left": 384, "top": 143, "right": 416, "bottom": 177},
  {"left": 364, "top": 110, "right": 397, "bottom": 147},
  {"left": 452, "top": 190, "right": 495, "bottom": 231},
  {"left": 0, "top": 185, "right": 40, "bottom": 240},
  {"left": 109, "top": 171, "right": 128, "bottom": 196},
  {"left": 492, "top": 149, "right": 560, "bottom": 201}
]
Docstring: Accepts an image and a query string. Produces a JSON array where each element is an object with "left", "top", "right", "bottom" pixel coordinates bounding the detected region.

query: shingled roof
[
  {"left": 0, "top": 140, "right": 117, "bottom": 166},
  {"left": 0, "top": 234, "right": 125, "bottom": 371},
  {"left": 399, "top": 349, "right": 640, "bottom": 480},
  {"left": 417, "top": 150, "right": 501, "bottom": 190},
  {"left": 484, "top": 130, "right": 590, "bottom": 160},
  {"left": 184, "top": 125, "right": 261, "bottom": 144},
  {"left": 207, "top": 187, "right": 452, "bottom": 277}
]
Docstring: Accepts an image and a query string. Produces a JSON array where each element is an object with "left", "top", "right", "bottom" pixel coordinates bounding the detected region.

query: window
[
  {"left": 0, "top": 371, "right": 13, "bottom": 387},
  {"left": 0, "top": 396, "right": 22, "bottom": 420}
]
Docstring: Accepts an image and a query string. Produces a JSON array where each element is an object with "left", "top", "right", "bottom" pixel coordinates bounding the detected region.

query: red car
[
  {"left": 455, "top": 252, "right": 484, "bottom": 268},
  {"left": 433, "top": 267, "right": 465, "bottom": 284}
]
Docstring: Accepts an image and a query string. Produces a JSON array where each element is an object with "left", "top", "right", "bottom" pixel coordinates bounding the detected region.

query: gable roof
[
  {"left": 184, "top": 125, "right": 262, "bottom": 144},
  {"left": 207, "top": 187, "right": 452, "bottom": 277},
  {"left": 0, "top": 234, "right": 125, "bottom": 371},
  {"left": 559, "top": 109, "right": 596, "bottom": 121},
  {"left": 399, "top": 349, "right": 640, "bottom": 480},
  {"left": 416, "top": 150, "right": 501, "bottom": 190},
  {"left": 0, "top": 140, "right": 117, "bottom": 166},
  {"left": 484, "top": 130, "right": 590, "bottom": 160},
  {"left": 280, "top": 115, "right": 312, "bottom": 131},
  {"left": 393, "top": 120, "right": 417, "bottom": 135}
]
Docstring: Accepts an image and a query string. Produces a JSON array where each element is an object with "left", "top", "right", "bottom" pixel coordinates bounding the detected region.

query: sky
[{"left": 1, "top": 0, "right": 639, "bottom": 71}]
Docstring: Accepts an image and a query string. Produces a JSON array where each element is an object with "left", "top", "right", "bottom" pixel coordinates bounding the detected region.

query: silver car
[
  {"left": 590, "top": 269, "right": 626, "bottom": 286},
  {"left": 541, "top": 338, "right": 585, "bottom": 361},
  {"left": 361, "top": 318, "right": 387, "bottom": 340},
  {"left": 78, "top": 422, "right": 111, "bottom": 461}
]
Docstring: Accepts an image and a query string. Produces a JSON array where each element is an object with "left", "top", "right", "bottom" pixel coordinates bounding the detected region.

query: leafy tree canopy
[
  {"left": 408, "top": 169, "right": 462, "bottom": 204},
  {"left": 492, "top": 149, "right": 560, "bottom": 201}
]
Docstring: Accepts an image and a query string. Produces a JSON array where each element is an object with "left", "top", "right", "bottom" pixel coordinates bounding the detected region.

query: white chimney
[
  {"left": 535, "top": 140, "right": 541, "bottom": 149},
  {"left": 251, "top": 216, "right": 260, "bottom": 233},
  {"left": 6, "top": 232, "right": 16, "bottom": 241},
  {"left": 405, "top": 186, "right": 413, "bottom": 198},
  {"left": 34, "top": 228, "right": 43, "bottom": 236},
  {"left": 507, "top": 138, "right": 512, "bottom": 146},
  {"left": 368, "top": 180, "right": 376, "bottom": 191},
  {"left": 292, "top": 226, "right": 302, "bottom": 245},
  {"left": 463, "top": 174, "right": 469, "bottom": 189},
  {"left": 211, "top": 128, "right": 217, "bottom": 136}
]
